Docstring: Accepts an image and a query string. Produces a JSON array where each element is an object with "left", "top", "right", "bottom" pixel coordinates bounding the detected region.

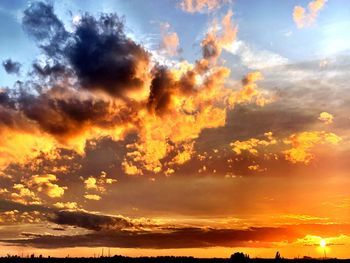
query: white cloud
[{"left": 225, "top": 40, "right": 289, "bottom": 70}]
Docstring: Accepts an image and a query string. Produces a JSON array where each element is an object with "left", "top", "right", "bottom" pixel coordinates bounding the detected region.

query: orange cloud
[
  {"left": 160, "top": 23, "right": 180, "bottom": 56},
  {"left": 201, "top": 10, "right": 237, "bottom": 61},
  {"left": 283, "top": 131, "right": 341, "bottom": 164},
  {"left": 0, "top": 127, "right": 58, "bottom": 170},
  {"left": 0, "top": 4, "right": 272, "bottom": 181},
  {"left": 227, "top": 71, "right": 273, "bottom": 107},
  {"left": 230, "top": 132, "right": 277, "bottom": 155},
  {"left": 293, "top": 0, "right": 327, "bottom": 28}
]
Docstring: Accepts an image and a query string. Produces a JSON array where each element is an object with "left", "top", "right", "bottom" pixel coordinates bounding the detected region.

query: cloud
[
  {"left": 65, "top": 15, "right": 151, "bottom": 98},
  {"left": 227, "top": 71, "right": 273, "bottom": 107},
  {"left": 53, "top": 202, "right": 78, "bottom": 210},
  {"left": 293, "top": 0, "right": 327, "bottom": 29},
  {"left": 230, "top": 132, "right": 277, "bottom": 155},
  {"left": 83, "top": 171, "right": 117, "bottom": 196},
  {"left": 0, "top": 210, "right": 43, "bottom": 224},
  {"left": 22, "top": 1, "right": 68, "bottom": 57},
  {"left": 84, "top": 194, "right": 101, "bottom": 201},
  {"left": 1, "top": 173, "right": 67, "bottom": 204},
  {"left": 159, "top": 23, "right": 180, "bottom": 56},
  {"left": 0, "top": 199, "right": 137, "bottom": 231},
  {"left": 225, "top": 40, "right": 289, "bottom": 70},
  {"left": 0, "top": 199, "right": 51, "bottom": 213},
  {"left": 0, "top": 2, "right": 271, "bottom": 181},
  {"left": 1, "top": 199, "right": 350, "bottom": 250},
  {"left": 3, "top": 223, "right": 350, "bottom": 249},
  {"left": 169, "top": 141, "right": 195, "bottom": 166},
  {"left": 26, "top": 174, "right": 67, "bottom": 198},
  {"left": 22, "top": 2, "right": 150, "bottom": 98},
  {"left": 2, "top": 59, "right": 21, "bottom": 75},
  {"left": 179, "top": 0, "right": 225, "bottom": 13},
  {"left": 318, "top": 111, "right": 334, "bottom": 124},
  {"left": 49, "top": 210, "right": 133, "bottom": 231},
  {"left": 201, "top": 10, "right": 237, "bottom": 60},
  {"left": 283, "top": 131, "right": 341, "bottom": 164}
]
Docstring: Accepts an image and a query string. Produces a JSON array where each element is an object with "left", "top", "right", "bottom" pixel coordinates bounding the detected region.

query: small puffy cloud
[
  {"left": 83, "top": 171, "right": 117, "bottom": 193},
  {"left": 84, "top": 177, "right": 97, "bottom": 190},
  {"left": 2, "top": 59, "right": 21, "bottom": 75},
  {"left": 26, "top": 174, "right": 67, "bottom": 198},
  {"left": 293, "top": 0, "right": 327, "bottom": 28},
  {"left": 179, "top": 0, "right": 225, "bottom": 13},
  {"left": 227, "top": 71, "right": 273, "bottom": 107},
  {"left": 230, "top": 132, "right": 277, "bottom": 155},
  {"left": 201, "top": 10, "right": 237, "bottom": 60},
  {"left": 318, "top": 112, "right": 334, "bottom": 124},
  {"left": 122, "top": 160, "right": 143, "bottom": 176},
  {"left": 170, "top": 141, "right": 195, "bottom": 166},
  {"left": 84, "top": 194, "right": 101, "bottom": 201},
  {"left": 10, "top": 184, "right": 41, "bottom": 205},
  {"left": 53, "top": 202, "right": 79, "bottom": 210}
]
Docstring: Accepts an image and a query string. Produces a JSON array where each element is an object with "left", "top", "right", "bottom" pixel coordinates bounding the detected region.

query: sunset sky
[{"left": 0, "top": 0, "right": 350, "bottom": 259}]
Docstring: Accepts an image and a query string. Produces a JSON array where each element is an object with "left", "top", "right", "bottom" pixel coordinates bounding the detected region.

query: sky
[{"left": 0, "top": 0, "right": 350, "bottom": 259}]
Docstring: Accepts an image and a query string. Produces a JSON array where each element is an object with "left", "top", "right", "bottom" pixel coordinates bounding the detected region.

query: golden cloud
[
  {"left": 28, "top": 174, "right": 67, "bottom": 198},
  {"left": 84, "top": 194, "right": 102, "bottom": 201},
  {"left": 318, "top": 111, "right": 334, "bottom": 125},
  {"left": 230, "top": 132, "right": 277, "bottom": 155},
  {"left": 83, "top": 171, "right": 117, "bottom": 193},
  {"left": 283, "top": 131, "right": 341, "bottom": 164}
]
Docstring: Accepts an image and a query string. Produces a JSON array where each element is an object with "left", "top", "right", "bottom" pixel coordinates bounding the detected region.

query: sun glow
[{"left": 320, "top": 239, "right": 327, "bottom": 248}]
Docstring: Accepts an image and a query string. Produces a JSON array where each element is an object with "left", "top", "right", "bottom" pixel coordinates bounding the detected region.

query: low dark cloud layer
[
  {"left": 0, "top": 199, "right": 136, "bottom": 231},
  {"left": 50, "top": 210, "right": 133, "bottom": 231},
  {"left": 3, "top": 222, "right": 350, "bottom": 249}
]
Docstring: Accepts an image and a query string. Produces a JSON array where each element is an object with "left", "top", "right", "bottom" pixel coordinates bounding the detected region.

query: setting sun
[{"left": 320, "top": 239, "right": 327, "bottom": 248}]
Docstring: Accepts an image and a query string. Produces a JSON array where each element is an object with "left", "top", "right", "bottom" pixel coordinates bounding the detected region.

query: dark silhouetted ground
[{"left": 0, "top": 255, "right": 349, "bottom": 263}]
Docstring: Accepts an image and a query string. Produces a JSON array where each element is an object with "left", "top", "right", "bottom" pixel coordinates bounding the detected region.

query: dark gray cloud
[
  {"left": 0, "top": 199, "right": 51, "bottom": 213},
  {"left": 22, "top": 1, "right": 68, "bottom": 57},
  {"left": 66, "top": 14, "right": 150, "bottom": 97},
  {"left": 18, "top": 89, "right": 113, "bottom": 136},
  {"left": 22, "top": 2, "right": 150, "bottom": 97},
  {"left": 50, "top": 210, "right": 133, "bottom": 231},
  {"left": 2, "top": 59, "right": 21, "bottom": 74},
  {"left": 0, "top": 199, "right": 135, "bottom": 231}
]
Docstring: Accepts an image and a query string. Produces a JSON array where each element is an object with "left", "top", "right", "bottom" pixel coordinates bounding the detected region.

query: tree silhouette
[{"left": 230, "top": 252, "right": 250, "bottom": 262}]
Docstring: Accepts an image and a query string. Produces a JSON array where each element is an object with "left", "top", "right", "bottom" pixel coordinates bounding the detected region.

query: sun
[{"left": 320, "top": 239, "right": 327, "bottom": 248}]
